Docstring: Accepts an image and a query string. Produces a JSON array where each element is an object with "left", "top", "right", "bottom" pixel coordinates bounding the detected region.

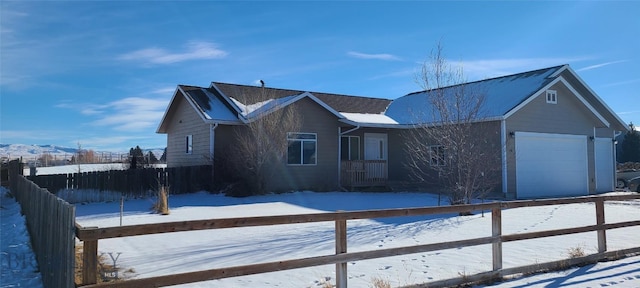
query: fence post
[
  {"left": 492, "top": 207, "right": 502, "bottom": 271},
  {"left": 82, "top": 236, "right": 99, "bottom": 285},
  {"left": 335, "top": 217, "right": 347, "bottom": 288},
  {"left": 595, "top": 198, "right": 607, "bottom": 253}
]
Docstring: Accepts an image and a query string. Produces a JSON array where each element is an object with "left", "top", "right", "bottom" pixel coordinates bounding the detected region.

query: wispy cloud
[
  {"left": 0, "top": 130, "right": 70, "bottom": 141},
  {"left": 601, "top": 78, "right": 640, "bottom": 88},
  {"left": 618, "top": 110, "right": 640, "bottom": 116},
  {"left": 77, "top": 136, "right": 144, "bottom": 148},
  {"left": 57, "top": 96, "right": 170, "bottom": 132},
  {"left": 452, "top": 57, "right": 589, "bottom": 81},
  {"left": 347, "top": 51, "right": 401, "bottom": 61},
  {"left": 90, "top": 97, "right": 169, "bottom": 131},
  {"left": 577, "top": 60, "right": 628, "bottom": 72},
  {"left": 118, "top": 41, "right": 228, "bottom": 64}
]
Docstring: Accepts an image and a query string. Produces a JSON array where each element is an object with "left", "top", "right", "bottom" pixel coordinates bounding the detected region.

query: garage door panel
[
  {"left": 595, "top": 138, "right": 614, "bottom": 192},
  {"left": 515, "top": 132, "right": 588, "bottom": 198}
]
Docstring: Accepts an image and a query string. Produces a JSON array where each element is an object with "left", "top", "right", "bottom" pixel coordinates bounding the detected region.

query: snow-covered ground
[
  {"left": 0, "top": 187, "right": 43, "bottom": 288},
  {"left": 71, "top": 191, "right": 640, "bottom": 288}
]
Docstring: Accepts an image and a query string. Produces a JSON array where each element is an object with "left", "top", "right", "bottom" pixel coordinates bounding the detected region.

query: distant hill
[{"left": 0, "top": 144, "right": 165, "bottom": 162}]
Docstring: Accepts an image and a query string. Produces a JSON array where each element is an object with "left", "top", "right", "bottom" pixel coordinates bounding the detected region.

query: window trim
[
  {"left": 340, "top": 135, "right": 361, "bottom": 161},
  {"left": 287, "top": 132, "right": 317, "bottom": 166},
  {"left": 546, "top": 90, "right": 557, "bottom": 104},
  {"left": 185, "top": 135, "right": 193, "bottom": 154}
]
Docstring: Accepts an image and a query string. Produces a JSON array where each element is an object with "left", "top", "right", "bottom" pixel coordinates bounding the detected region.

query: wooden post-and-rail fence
[{"left": 76, "top": 194, "right": 640, "bottom": 288}]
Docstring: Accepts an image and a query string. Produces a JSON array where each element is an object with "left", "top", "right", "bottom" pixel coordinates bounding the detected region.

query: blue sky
[{"left": 1, "top": 1, "right": 638, "bottom": 152}]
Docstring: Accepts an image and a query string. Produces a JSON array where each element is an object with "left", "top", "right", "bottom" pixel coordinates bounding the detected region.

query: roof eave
[
  {"left": 156, "top": 86, "right": 183, "bottom": 134},
  {"left": 563, "top": 66, "right": 630, "bottom": 131}
]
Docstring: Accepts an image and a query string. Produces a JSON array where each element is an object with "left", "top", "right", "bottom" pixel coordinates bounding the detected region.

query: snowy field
[{"left": 70, "top": 191, "right": 640, "bottom": 288}]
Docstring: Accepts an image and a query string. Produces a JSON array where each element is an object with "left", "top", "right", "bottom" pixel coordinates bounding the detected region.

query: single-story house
[{"left": 157, "top": 64, "right": 629, "bottom": 199}]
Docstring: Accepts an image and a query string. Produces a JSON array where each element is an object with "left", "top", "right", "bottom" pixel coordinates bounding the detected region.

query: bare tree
[
  {"left": 228, "top": 84, "right": 301, "bottom": 195},
  {"left": 404, "top": 43, "right": 501, "bottom": 205}
]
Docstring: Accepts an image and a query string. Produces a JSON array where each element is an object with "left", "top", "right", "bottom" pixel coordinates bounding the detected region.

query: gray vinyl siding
[
  {"left": 268, "top": 98, "right": 341, "bottom": 192},
  {"left": 343, "top": 122, "right": 502, "bottom": 192},
  {"left": 165, "top": 94, "right": 211, "bottom": 167},
  {"left": 504, "top": 81, "right": 611, "bottom": 196},
  {"left": 559, "top": 70, "right": 627, "bottom": 131}
]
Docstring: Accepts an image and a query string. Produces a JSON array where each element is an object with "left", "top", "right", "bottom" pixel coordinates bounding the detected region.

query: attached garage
[{"left": 515, "top": 132, "right": 589, "bottom": 198}]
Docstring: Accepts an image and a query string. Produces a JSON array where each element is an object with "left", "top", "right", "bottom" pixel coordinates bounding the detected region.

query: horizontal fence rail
[{"left": 76, "top": 193, "right": 640, "bottom": 288}]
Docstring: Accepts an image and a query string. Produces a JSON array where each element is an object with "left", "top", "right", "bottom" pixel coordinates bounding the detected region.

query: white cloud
[
  {"left": 118, "top": 41, "right": 227, "bottom": 64},
  {"left": 347, "top": 51, "right": 401, "bottom": 61},
  {"left": 57, "top": 96, "right": 170, "bottom": 132},
  {"left": 577, "top": 60, "right": 628, "bottom": 72},
  {"left": 150, "top": 87, "right": 177, "bottom": 95},
  {"left": 90, "top": 97, "right": 169, "bottom": 131}
]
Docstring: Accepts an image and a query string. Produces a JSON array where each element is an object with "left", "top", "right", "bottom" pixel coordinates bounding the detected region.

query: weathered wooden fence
[
  {"left": 8, "top": 160, "right": 76, "bottom": 288},
  {"left": 75, "top": 193, "right": 640, "bottom": 288},
  {"left": 27, "top": 165, "right": 214, "bottom": 197}
]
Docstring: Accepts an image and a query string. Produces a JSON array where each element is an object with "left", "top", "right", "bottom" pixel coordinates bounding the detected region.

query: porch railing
[{"left": 340, "top": 160, "right": 387, "bottom": 188}]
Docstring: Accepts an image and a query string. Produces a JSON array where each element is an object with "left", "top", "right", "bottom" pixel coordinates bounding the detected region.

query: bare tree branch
[
  {"left": 404, "top": 43, "right": 501, "bottom": 205},
  {"left": 228, "top": 85, "right": 302, "bottom": 195}
]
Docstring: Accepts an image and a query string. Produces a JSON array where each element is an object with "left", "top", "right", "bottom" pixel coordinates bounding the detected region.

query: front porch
[{"left": 340, "top": 160, "right": 388, "bottom": 188}]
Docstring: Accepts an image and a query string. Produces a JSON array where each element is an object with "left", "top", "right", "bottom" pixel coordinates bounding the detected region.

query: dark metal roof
[{"left": 212, "top": 82, "right": 392, "bottom": 114}]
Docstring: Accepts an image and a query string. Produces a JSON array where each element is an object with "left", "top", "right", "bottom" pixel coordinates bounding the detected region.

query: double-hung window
[
  {"left": 287, "top": 132, "right": 317, "bottom": 165},
  {"left": 546, "top": 90, "right": 557, "bottom": 104},
  {"left": 340, "top": 136, "right": 360, "bottom": 161},
  {"left": 429, "top": 145, "right": 445, "bottom": 166}
]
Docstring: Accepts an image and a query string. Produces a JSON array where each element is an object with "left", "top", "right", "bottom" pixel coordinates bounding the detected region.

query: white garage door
[
  {"left": 595, "top": 138, "right": 614, "bottom": 192},
  {"left": 515, "top": 132, "right": 588, "bottom": 198}
]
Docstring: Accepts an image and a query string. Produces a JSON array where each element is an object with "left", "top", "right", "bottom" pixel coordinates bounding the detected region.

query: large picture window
[
  {"left": 287, "top": 132, "right": 317, "bottom": 165},
  {"left": 340, "top": 136, "right": 360, "bottom": 161}
]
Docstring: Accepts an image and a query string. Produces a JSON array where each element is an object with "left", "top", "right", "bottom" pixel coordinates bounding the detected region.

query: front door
[
  {"left": 364, "top": 133, "right": 387, "bottom": 180},
  {"left": 364, "top": 133, "right": 386, "bottom": 160}
]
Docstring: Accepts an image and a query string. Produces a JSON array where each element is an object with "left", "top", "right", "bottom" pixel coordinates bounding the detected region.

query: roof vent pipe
[{"left": 260, "top": 80, "right": 264, "bottom": 88}]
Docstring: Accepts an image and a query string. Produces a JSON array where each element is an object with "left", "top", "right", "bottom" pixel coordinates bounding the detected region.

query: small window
[
  {"left": 429, "top": 145, "right": 446, "bottom": 166},
  {"left": 546, "top": 90, "right": 557, "bottom": 104},
  {"left": 287, "top": 132, "right": 317, "bottom": 165},
  {"left": 185, "top": 135, "right": 193, "bottom": 154},
  {"left": 340, "top": 136, "right": 361, "bottom": 161}
]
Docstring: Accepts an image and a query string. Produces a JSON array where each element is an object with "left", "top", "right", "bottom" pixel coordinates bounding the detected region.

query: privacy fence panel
[
  {"left": 8, "top": 161, "right": 75, "bottom": 288},
  {"left": 27, "top": 165, "right": 214, "bottom": 197}
]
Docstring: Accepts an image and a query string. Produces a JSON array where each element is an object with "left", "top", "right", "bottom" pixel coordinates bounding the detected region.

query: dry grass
[
  {"left": 567, "top": 246, "right": 586, "bottom": 258},
  {"left": 75, "top": 243, "right": 135, "bottom": 285},
  {"left": 153, "top": 186, "right": 170, "bottom": 215},
  {"left": 370, "top": 276, "right": 392, "bottom": 288},
  {"left": 75, "top": 244, "right": 118, "bottom": 285}
]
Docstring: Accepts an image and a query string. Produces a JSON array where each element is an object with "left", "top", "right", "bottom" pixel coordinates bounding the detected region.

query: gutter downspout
[
  {"left": 501, "top": 120, "right": 508, "bottom": 196},
  {"left": 338, "top": 126, "right": 361, "bottom": 191},
  {"left": 210, "top": 123, "right": 219, "bottom": 180},
  {"left": 613, "top": 130, "right": 622, "bottom": 189}
]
